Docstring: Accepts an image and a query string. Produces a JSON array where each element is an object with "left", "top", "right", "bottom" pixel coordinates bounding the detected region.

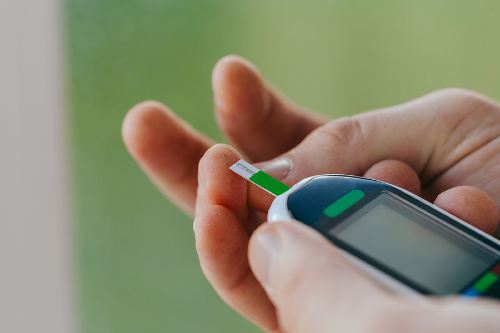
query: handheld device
[{"left": 230, "top": 159, "right": 500, "bottom": 299}]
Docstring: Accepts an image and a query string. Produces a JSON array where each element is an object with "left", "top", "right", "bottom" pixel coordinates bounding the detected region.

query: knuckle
[
  {"left": 424, "top": 88, "right": 500, "bottom": 128},
  {"left": 433, "top": 87, "right": 479, "bottom": 101},
  {"left": 316, "top": 116, "right": 364, "bottom": 148},
  {"left": 434, "top": 88, "right": 498, "bottom": 113}
]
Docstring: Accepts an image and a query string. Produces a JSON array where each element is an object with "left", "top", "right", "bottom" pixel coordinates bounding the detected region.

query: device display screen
[{"left": 330, "top": 193, "right": 499, "bottom": 294}]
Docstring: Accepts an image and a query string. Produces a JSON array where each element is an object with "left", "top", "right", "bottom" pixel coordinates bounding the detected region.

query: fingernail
[
  {"left": 258, "top": 158, "right": 293, "bottom": 180},
  {"left": 251, "top": 228, "right": 281, "bottom": 295}
]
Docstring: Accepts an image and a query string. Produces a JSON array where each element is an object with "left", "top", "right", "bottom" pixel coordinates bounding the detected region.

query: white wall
[{"left": 0, "top": 0, "right": 75, "bottom": 332}]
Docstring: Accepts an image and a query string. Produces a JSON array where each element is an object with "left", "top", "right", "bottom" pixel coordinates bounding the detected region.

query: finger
[
  {"left": 248, "top": 222, "right": 393, "bottom": 333},
  {"left": 122, "top": 101, "right": 212, "bottom": 215},
  {"left": 363, "top": 159, "right": 421, "bottom": 195},
  {"left": 213, "top": 55, "right": 326, "bottom": 161},
  {"left": 434, "top": 186, "right": 499, "bottom": 235},
  {"left": 194, "top": 144, "right": 279, "bottom": 332}
]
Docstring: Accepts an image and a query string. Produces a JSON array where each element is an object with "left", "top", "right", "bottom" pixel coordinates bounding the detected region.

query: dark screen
[{"left": 330, "top": 194, "right": 498, "bottom": 294}]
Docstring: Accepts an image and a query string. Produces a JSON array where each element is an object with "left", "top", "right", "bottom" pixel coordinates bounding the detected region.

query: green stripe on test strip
[{"left": 249, "top": 171, "right": 290, "bottom": 196}]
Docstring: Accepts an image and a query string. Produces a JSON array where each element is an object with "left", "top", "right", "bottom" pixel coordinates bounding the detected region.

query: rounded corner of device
[
  {"left": 267, "top": 176, "right": 316, "bottom": 223},
  {"left": 267, "top": 193, "right": 293, "bottom": 223}
]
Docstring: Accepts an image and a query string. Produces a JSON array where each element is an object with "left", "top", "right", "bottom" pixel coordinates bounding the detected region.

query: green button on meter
[{"left": 323, "top": 189, "right": 365, "bottom": 218}]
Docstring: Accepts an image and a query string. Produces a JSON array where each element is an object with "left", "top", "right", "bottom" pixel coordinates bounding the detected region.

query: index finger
[{"left": 122, "top": 101, "right": 213, "bottom": 215}]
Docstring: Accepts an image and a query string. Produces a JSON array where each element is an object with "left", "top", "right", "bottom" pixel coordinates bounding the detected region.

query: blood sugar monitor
[{"left": 268, "top": 174, "right": 500, "bottom": 298}]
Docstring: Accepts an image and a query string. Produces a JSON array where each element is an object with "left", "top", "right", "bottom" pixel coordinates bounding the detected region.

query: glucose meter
[{"left": 230, "top": 159, "right": 500, "bottom": 299}]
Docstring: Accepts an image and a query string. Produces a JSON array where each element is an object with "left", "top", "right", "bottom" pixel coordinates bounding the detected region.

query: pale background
[
  {"left": 1, "top": 0, "right": 73, "bottom": 332},
  {"left": 69, "top": 2, "right": 500, "bottom": 332}
]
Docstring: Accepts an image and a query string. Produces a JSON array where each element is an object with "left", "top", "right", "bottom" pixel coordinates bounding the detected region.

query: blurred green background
[{"left": 67, "top": 1, "right": 500, "bottom": 332}]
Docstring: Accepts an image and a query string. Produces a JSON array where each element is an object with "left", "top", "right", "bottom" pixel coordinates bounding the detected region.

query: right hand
[{"left": 122, "top": 55, "right": 500, "bottom": 331}]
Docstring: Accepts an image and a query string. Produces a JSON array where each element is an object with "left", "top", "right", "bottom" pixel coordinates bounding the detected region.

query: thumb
[
  {"left": 260, "top": 89, "right": 485, "bottom": 186},
  {"left": 248, "top": 222, "right": 393, "bottom": 333},
  {"left": 248, "top": 222, "right": 500, "bottom": 333},
  {"left": 248, "top": 90, "right": 492, "bottom": 213}
]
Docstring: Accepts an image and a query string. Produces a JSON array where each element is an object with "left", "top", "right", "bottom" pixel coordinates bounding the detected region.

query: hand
[
  {"left": 248, "top": 221, "right": 500, "bottom": 333},
  {"left": 122, "top": 55, "right": 500, "bottom": 332}
]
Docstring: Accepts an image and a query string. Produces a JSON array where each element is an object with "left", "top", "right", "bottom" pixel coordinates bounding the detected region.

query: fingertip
[
  {"left": 249, "top": 221, "right": 386, "bottom": 333},
  {"left": 249, "top": 221, "right": 346, "bottom": 283},
  {"left": 122, "top": 100, "right": 213, "bottom": 213},
  {"left": 198, "top": 144, "right": 248, "bottom": 217},
  {"left": 212, "top": 55, "right": 269, "bottom": 119},
  {"left": 122, "top": 100, "right": 172, "bottom": 156},
  {"left": 213, "top": 54, "right": 259, "bottom": 76},
  {"left": 364, "top": 160, "right": 421, "bottom": 195},
  {"left": 122, "top": 101, "right": 186, "bottom": 163},
  {"left": 198, "top": 143, "right": 242, "bottom": 177},
  {"left": 212, "top": 55, "right": 260, "bottom": 88},
  {"left": 248, "top": 222, "right": 278, "bottom": 254},
  {"left": 434, "top": 186, "right": 499, "bottom": 235},
  {"left": 212, "top": 55, "right": 325, "bottom": 161}
]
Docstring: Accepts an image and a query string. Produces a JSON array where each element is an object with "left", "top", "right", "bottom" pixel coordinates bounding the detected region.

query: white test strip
[
  {"left": 230, "top": 159, "right": 290, "bottom": 196},
  {"left": 229, "top": 159, "right": 259, "bottom": 180}
]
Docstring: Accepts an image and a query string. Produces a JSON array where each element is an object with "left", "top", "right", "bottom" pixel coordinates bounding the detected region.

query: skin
[{"left": 122, "top": 55, "right": 500, "bottom": 332}]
